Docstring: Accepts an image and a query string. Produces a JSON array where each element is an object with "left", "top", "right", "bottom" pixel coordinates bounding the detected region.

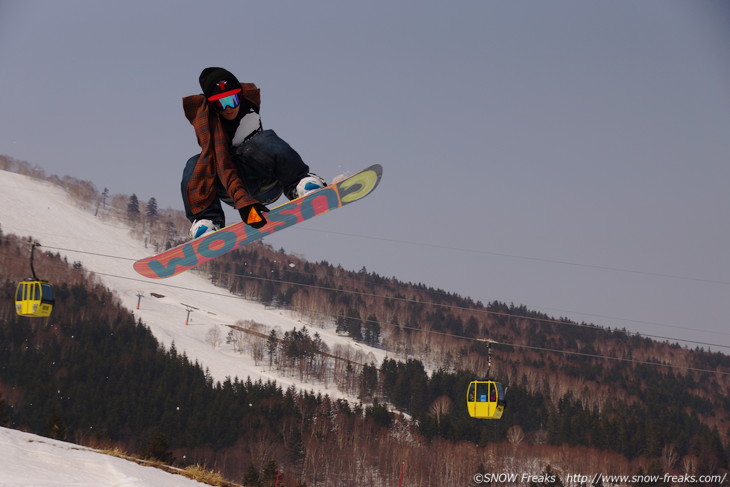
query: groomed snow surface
[{"left": 0, "top": 426, "right": 209, "bottom": 486}]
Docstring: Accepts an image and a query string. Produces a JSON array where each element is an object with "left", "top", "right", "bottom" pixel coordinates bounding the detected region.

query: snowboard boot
[
  {"left": 190, "top": 219, "right": 221, "bottom": 239},
  {"left": 285, "top": 173, "right": 327, "bottom": 200}
]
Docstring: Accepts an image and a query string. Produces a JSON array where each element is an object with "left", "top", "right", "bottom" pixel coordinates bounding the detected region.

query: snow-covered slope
[
  {"left": 0, "top": 169, "right": 387, "bottom": 400},
  {"left": 0, "top": 426, "right": 209, "bottom": 487}
]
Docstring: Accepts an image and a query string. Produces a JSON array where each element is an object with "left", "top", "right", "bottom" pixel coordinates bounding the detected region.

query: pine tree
[
  {"left": 336, "top": 308, "right": 362, "bottom": 341},
  {"left": 142, "top": 432, "right": 175, "bottom": 463},
  {"left": 243, "top": 464, "right": 261, "bottom": 486},
  {"left": 146, "top": 197, "right": 159, "bottom": 222},
  {"left": 46, "top": 413, "right": 67, "bottom": 441},
  {"left": 359, "top": 363, "right": 378, "bottom": 401},
  {"left": 266, "top": 330, "right": 278, "bottom": 368},
  {"left": 127, "top": 194, "right": 140, "bottom": 220},
  {"left": 95, "top": 187, "right": 109, "bottom": 216},
  {"left": 262, "top": 460, "right": 280, "bottom": 484},
  {"left": 0, "top": 393, "right": 9, "bottom": 426},
  {"left": 363, "top": 314, "right": 381, "bottom": 345}
]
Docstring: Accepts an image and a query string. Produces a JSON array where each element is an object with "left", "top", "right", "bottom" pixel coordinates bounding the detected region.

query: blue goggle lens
[{"left": 213, "top": 93, "right": 240, "bottom": 111}]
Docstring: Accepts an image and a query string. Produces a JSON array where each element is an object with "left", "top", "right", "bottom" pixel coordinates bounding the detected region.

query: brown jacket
[{"left": 182, "top": 83, "right": 262, "bottom": 213}]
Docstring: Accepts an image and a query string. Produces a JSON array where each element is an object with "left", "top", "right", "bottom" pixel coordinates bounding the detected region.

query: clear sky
[{"left": 1, "top": 1, "right": 729, "bottom": 349}]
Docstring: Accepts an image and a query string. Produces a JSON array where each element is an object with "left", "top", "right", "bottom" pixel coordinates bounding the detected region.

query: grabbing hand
[{"left": 239, "top": 203, "right": 270, "bottom": 229}]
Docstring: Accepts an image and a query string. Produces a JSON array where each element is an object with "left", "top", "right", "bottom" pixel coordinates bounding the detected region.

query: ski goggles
[{"left": 208, "top": 89, "right": 241, "bottom": 111}]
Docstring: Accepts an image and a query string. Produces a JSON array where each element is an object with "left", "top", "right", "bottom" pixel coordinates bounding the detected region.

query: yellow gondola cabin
[
  {"left": 15, "top": 280, "right": 55, "bottom": 318},
  {"left": 466, "top": 380, "right": 505, "bottom": 419}
]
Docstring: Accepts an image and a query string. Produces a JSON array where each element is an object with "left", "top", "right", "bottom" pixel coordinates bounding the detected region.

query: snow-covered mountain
[
  {"left": 0, "top": 169, "right": 402, "bottom": 485},
  {"left": 0, "top": 169, "right": 387, "bottom": 400}
]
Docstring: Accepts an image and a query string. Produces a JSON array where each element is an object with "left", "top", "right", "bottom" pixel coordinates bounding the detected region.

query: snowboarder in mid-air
[{"left": 180, "top": 67, "right": 327, "bottom": 238}]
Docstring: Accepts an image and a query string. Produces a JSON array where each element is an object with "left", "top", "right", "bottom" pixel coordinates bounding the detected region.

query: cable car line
[
  {"left": 82, "top": 274, "right": 730, "bottom": 377},
  {"left": 8, "top": 214, "right": 730, "bottom": 288},
  {"left": 9, "top": 254, "right": 730, "bottom": 377},
  {"left": 292, "top": 226, "right": 730, "bottom": 287},
  {"left": 107, "top": 266, "right": 730, "bottom": 377},
  {"left": 37, "top": 241, "right": 730, "bottom": 344},
  {"left": 13, "top": 240, "right": 730, "bottom": 375},
  {"left": 22, "top": 244, "right": 730, "bottom": 353},
  {"left": 474, "top": 338, "right": 730, "bottom": 377},
  {"left": 39, "top": 245, "right": 137, "bottom": 262},
  {"left": 21, "top": 237, "right": 730, "bottom": 342}
]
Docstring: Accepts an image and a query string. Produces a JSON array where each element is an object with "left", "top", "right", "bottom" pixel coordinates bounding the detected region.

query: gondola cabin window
[
  {"left": 466, "top": 380, "right": 505, "bottom": 419},
  {"left": 15, "top": 281, "right": 54, "bottom": 318}
]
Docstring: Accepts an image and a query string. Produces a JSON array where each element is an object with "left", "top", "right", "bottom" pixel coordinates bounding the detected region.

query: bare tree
[
  {"left": 251, "top": 339, "right": 264, "bottom": 365},
  {"left": 429, "top": 395, "right": 453, "bottom": 427},
  {"left": 507, "top": 425, "right": 525, "bottom": 450},
  {"left": 227, "top": 328, "right": 247, "bottom": 353},
  {"left": 205, "top": 325, "right": 222, "bottom": 349},
  {"left": 662, "top": 443, "right": 679, "bottom": 472}
]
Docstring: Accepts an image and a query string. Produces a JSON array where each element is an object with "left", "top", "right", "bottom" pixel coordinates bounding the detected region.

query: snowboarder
[{"left": 180, "top": 67, "right": 327, "bottom": 238}]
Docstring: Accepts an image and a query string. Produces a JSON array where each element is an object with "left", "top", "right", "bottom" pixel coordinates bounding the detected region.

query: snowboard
[{"left": 133, "top": 164, "right": 382, "bottom": 279}]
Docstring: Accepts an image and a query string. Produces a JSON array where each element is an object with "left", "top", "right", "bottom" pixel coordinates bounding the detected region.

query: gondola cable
[
  {"left": 11, "top": 243, "right": 730, "bottom": 376},
  {"left": 36, "top": 244, "right": 730, "bottom": 350}
]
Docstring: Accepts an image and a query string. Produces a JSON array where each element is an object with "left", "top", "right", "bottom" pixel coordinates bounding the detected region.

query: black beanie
[{"left": 199, "top": 67, "right": 242, "bottom": 99}]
